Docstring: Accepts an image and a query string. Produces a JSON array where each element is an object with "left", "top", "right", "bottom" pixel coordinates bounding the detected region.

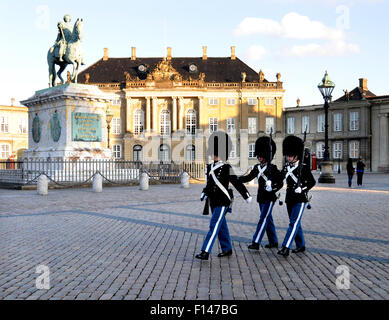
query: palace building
[{"left": 77, "top": 46, "right": 285, "bottom": 171}]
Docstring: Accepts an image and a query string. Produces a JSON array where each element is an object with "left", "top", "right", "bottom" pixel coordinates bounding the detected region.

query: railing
[{"left": 0, "top": 160, "right": 206, "bottom": 186}]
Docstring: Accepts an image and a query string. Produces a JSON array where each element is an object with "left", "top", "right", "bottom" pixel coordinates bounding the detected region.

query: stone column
[
  {"left": 126, "top": 97, "right": 131, "bottom": 133},
  {"left": 240, "top": 129, "right": 249, "bottom": 172},
  {"left": 379, "top": 114, "right": 389, "bottom": 172},
  {"left": 198, "top": 96, "right": 204, "bottom": 132},
  {"left": 172, "top": 96, "right": 177, "bottom": 132},
  {"left": 146, "top": 97, "right": 151, "bottom": 133},
  {"left": 152, "top": 97, "right": 158, "bottom": 134},
  {"left": 178, "top": 97, "right": 184, "bottom": 130}
]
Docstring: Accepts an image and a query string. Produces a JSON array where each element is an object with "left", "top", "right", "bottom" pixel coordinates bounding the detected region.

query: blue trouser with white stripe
[
  {"left": 282, "top": 202, "right": 306, "bottom": 249},
  {"left": 201, "top": 206, "right": 231, "bottom": 253},
  {"left": 252, "top": 202, "right": 278, "bottom": 245}
]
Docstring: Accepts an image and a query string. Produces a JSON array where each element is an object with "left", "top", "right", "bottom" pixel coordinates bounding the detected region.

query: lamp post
[
  {"left": 317, "top": 71, "right": 336, "bottom": 183},
  {"left": 106, "top": 107, "right": 114, "bottom": 149}
]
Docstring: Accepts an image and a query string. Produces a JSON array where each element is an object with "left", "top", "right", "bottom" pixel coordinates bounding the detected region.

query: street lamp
[
  {"left": 106, "top": 107, "right": 114, "bottom": 149},
  {"left": 317, "top": 71, "right": 336, "bottom": 183}
]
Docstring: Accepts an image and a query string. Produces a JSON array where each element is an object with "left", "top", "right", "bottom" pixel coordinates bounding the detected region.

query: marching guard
[
  {"left": 195, "top": 131, "right": 252, "bottom": 260},
  {"left": 238, "top": 135, "right": 283, "bottom": 251},
  {"left": 277, "top": 135, "right": 316, "bottom": 257}
]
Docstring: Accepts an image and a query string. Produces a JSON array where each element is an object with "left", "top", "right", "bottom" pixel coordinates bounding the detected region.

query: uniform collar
[{"left": 289, "top": 160, "right": 299, "bottom": 167}]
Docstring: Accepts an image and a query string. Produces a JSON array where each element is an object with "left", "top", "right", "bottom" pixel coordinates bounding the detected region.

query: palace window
[
  {"left": 133, "top": 145, "right": 142, "bottom": 162},
  {"left": 350, "top": 111, "right": 359, "bottom": 131},
  {"left": 349, "top": 140, "right": 359, "bottom": 159},
  {"left": 0, "top": 115, "right": 8, "bottom": 133},
  {"left": 287, "top": 117, "right": 295, "bottom": 134},
  {"left": 333, "top": 142, "right": 343, "bottom": 159},
  {"left": 0, "top": 144, "right": 10, "bottom": 159},
  {"left": 247, "top": 98, "right": 257, "bottom": 106},
  {"left": 160, "top": 110, "right": 171, "bottom": 136},
  {"left": 159, "top": 144, "right": 170, "bottom": 162},
  {"left": 302, "top": 115, "right": 310, "bottom": 133},
  {"left": 316, "top": 142, "right": 325, "bottom": 159},
  {"left": 186, "top": 109, "right": 196, "bottom": 136},
  {"left": 112, "top": 117, "right": 121, "bottom": 135},
  {"left": 265, "top": 117, "right": 275, "bottom": 134},
  {"left": 248, "top": 143, "right": 255, "bottom": 158},
  {"left": 112, "top": 144, "right": 122, "bottom": 159},
  {"left": 226, "top": 98, "right": 236, "bottom": 106},
  {"left": 248, "top": 117, "right": 257, "bottom": 134},
  {"left": 227, "top": 118, "right": 236, "bottom": 134},
  {"left": 18, "top": 117, "right": 27, "bottom": 134},
  {"left": 209, "top": 118, "right": 218, "bottom": 133},
  {"left": 208, "top": 98, "right": 218, "bottom": 106},
  {"left": 265, "top": 97, "right": 275, "bottom": 106},
  {"left": 230, "top": 143, "right": 237, "bottom": 159},
  {"left": 317, "top": 114, "right": 325, "bottom": 133},
  {"left": 333, "top": 113, "right": 342, "bottom": 132},
  {"left": 185, "top": 145, "right": 196, "bottom": 161},
  {"left": 133, "top": 109, "right": 144, "bottom": 135}
]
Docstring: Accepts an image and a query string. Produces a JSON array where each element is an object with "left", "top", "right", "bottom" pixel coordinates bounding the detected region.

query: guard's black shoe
[
  {"left": 292, "top": 246, "right": 306, "bottom": 253},
  {"left": 248, "top": 242, "right": 259, "bottom": 250},
  {"left": 217, "top": 250, "right": 233, "bottom": 257},
  {"left": 264, "top": 242, "right": 278, "bottom": 249},
  {"left": 277, "top": 247, "right": 290, "bottom": 257},
  {"left": 195, "top": 251, "right": 209, "bottom": 260}
]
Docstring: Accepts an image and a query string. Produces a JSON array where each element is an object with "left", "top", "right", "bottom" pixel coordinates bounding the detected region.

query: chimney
[
  {"left": 103, "top": 48, "right": 109, "bottom": 61},
  {"left": 131, "top": 47, "right": 136, "bottom": 60},
  {"left": 297, "top": 98, "right": 301, "bottom": 107},
  {"left": 167, "top": 47, "right": 172, "bottom": 60},
  {"left": 359, "top": 78, "right": 367, "bottom": 90},
  {"left": 202, "top": 46, "right": 207, "bottom": 60},
  {"left": 11, "top": 98, "right": 15, "bottom": 106},
  {"left": 231, "top": 46, "right": 236, "bottom": 60}
]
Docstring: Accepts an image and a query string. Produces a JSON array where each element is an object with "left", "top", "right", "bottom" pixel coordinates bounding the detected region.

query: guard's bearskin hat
[
  {"left": 207, "top": 131, "right": 233, "bottom": 162},
  {"left": 282, "top": 135, "right": 304, "bottom": 158},
  {"left": 254, "top": 136, "right": 276, "bottom": 161}
]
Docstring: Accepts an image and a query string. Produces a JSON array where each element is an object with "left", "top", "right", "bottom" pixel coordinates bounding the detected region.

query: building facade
[
  {"left": 0, "top": 99, "right": 28, "bottom": 160},
  {"left": 78, "top": 46, "right": 285, "bottom": 171}
]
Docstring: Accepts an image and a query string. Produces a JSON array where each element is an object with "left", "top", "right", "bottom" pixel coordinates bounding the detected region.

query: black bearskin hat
[
  {"left": 254, "top": 136, "right": 276, "bottom": 161},
  {"left": 207, "top": 131, "right": 233, "bottom": 161},
  {"left": 282, "top": 135, "right": 304, "bottom": 158}
]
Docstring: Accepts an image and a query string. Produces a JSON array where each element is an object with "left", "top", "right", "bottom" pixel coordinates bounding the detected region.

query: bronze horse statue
[{"left": 47, "top": 18, "right": 84, "bottom": 87}]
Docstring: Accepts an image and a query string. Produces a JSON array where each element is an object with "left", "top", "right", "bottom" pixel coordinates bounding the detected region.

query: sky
[{"left": 0, "top": 0, "right": 388, "bottom": 108}]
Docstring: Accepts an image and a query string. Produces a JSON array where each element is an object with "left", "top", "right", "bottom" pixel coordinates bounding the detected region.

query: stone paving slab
[{"left": 0, "top": 174, "right": 388, "bottom": 300}]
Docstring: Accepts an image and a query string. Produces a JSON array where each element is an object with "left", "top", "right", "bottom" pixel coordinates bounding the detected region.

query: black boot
[
  {"left": 277, "top": 247, "right": 290, "bottom": 257},
  {"left": 264, "top": 242, "right": 278, "bottom": 249},
  {"left": 292, "top": 246, "right": 306, "bottom": 253},
  {"left": 248, "top": 242, "right": 259, "bottom": 250},
  {"left": 217, "top": 249, "right": 233, "bottom": 257},
  {"left": 195, "top": 251, "right": 209, "bottom": 260}
]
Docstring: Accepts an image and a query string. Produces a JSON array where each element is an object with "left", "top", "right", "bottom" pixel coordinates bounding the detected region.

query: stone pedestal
[
  {"left": 318, "top": 160, "right": 336, "bottom": 184},
  {"left": 21, "top": 83, "right": 113, "bottom": 160}
]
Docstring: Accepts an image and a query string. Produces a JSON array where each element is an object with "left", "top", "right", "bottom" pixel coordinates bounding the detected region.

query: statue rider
[{"left": 55, "top": 14, "right": 73, "bottom": 62}]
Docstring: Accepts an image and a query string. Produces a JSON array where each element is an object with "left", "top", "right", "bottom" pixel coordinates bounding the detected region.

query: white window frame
[
  {"left": 333, "top": 141, "right": 343, "bottom": 159},
  {"left": 247, "top": 98, "right": 257, "bottom": 106},
  {"left": 317, "top": 114, "right": 325, "bottom": 133},
  {"left": 349, "top": 140, "right": 359, "bottom": 159},
  {"left": 265, "top": 97, "right": 276, "bottom": 106},
  {"left": 185, "top": 109, "right": 196, "bottom": 136},
  {"left": 133, "top": 109, "right": 144, "bottom": 136},
  {"left": 316, "top": 142, "right": 325, "bottom": 159},
  {"left": 208, "top": 98, "right": 218, "bottom": 106},
  {"left": 0, "top": 144, "right": 10, "bottom": 159},
  {"left": 226, "top": 98, "right": 236, "bottom": 106},
  {"left": 185, "top": 145, "right": 196, "bottom": 161},
  {"left": 230, "top": 143, "right": 236, "bottom": 159},
  {"left": 333, "top": 113, "right": 342, "bottom": 132},
  {"left": 112, "top": 144, "right": 122, "bottom": 159},
  {"left": 248, "top": 143, "right": 255, "bottom": 158},
  {"left": 18, "top": 117, "right": 27, "bottom": 134},
  {"left": 287, "top": 117, "right": 295, "bottom": 134},
  {"left": 248, "top": 117, "right": 257, "bottom": 134},
  {"left": 349, "top": 111, "right": 359, "bottom": 131},
  {"left": 133, "top": 145, "right": 142, "bottom": 162},
  {"left": 302, "top": 115, "right": 310, "bottom": 133},
  {"left": 159, "top": 144, "right": 170, "bottom": 162},
  {"left": 160, "top": 109, "right": 171, "bottom": 137},
  {"left": 227, "top": 118, "right": 236, "bottom": 134},
  {"left": 265, "top": 117, "right": 275, "bottom": 134},
  {"left": 112, "top": 117, "right": 121, "bottom": 135},
  {"left": 0, "top": 115, "right": 9, "bottom": 133},
  {"left": 209, "top": 117, "right": 218, "bottom": 133}
]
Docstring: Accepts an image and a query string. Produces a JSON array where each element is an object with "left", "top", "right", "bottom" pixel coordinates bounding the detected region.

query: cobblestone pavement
[{"left": 0, "top": 173, "right": 388, "bottom": 300}]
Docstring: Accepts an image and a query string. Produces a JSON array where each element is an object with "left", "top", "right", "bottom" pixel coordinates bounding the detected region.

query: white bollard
[
  {"left": 139, "top": 172, "right": 149, "bottom": 190},
  {"left": 37, "top": 175, "right": 48, "bottom": 196},
  {"left": 92, "top": 172, "right": 103, "bottom": 193},
  {"left": 180, "top": 172, "right": 190, "bottom": 189}
]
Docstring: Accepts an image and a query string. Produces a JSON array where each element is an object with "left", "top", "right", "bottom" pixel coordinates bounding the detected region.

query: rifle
[
  {"left": 202, "top": 196, "right": 210, "bottom": 215},
  {"left": 266, "top": 128, "right": 273, "bottom": 177},
  {"left": 296, "top": 127, "right": 312, "bottom": 209}
]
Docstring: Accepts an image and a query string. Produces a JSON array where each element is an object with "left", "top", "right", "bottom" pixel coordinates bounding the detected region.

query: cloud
[
  {"left": 280, "top": 40, "right": 360, "bottom": 57},
  {"left": 245, "top": 45, "right": 267, "bottom": 61},
  {"left": 234, "top": 12, "right": 344, "bottom": 41}
]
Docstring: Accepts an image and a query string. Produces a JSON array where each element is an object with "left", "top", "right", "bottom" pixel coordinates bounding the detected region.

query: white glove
[
  {"left": 246, "top": 197, "right": 253, "bottom": 204},
  {"left": 265, "top": 185, "right": 273, "bottom": 192},
  {"left": 295, "top": 187, "right": 302, "bottom": 194},
  {"left": 200, "top": 192, "right": 207, "bottom": 201},
  {"left": 266, "top": 180, "right": 272, "bottom": 187}
]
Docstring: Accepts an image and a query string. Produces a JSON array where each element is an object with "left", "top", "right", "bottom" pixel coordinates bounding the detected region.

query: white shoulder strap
[{"left": 210, "top": 164, "right": 231, "bottom": 201}]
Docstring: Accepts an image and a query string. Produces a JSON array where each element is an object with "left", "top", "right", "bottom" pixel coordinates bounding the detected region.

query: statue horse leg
[
  {"left": 56, "top": 62, "right": 67, "bottom": 84},
  {"left": 48, "top": 56, "right": 56, "bottom": 87},
  {"left": 71, "top": 60, "right": 80, "bottom": 83}
]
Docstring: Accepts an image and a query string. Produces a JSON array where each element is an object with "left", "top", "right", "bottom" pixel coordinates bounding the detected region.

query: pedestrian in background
[
  {"left": 346, "top": 158, "right": 354, "bottom": 188},
  {"left": 356, "top": 156, "right": 366, "bottom": 186}
]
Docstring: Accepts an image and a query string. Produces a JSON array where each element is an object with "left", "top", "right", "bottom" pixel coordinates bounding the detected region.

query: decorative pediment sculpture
[{"left": 151, "top": 59, "right": 180, "bottom": 82}]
